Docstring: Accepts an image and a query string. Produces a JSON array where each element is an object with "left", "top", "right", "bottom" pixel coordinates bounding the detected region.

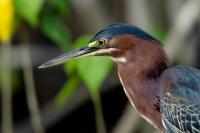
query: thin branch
[
  {"left": 1, "top": 42, "right": 13, "bottom": 133},
  {"left": 21, "top": 43, "right": 45, "bottom": 133},
  {"left": 91, "top": 92, "right": 107, "bottom": 133}
]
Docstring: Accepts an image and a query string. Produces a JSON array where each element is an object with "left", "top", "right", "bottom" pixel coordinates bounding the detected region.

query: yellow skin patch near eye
[{"left": 88, "top": 40, "right": 99, "bottom": 47}]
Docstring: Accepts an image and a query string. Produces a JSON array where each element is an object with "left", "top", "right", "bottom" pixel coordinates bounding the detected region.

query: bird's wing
[{"left": 160, "top": 66, "right": 200, "bottom": 133}]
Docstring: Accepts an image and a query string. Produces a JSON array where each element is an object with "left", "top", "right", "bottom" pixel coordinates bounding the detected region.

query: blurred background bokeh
[{"left": 0, "top": 0, "right": 200, "bottom": 133}]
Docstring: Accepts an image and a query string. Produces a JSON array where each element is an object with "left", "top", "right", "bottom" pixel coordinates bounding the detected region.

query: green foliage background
[{"left": 11, "top": 0, "right": 114, "bottom": 107}]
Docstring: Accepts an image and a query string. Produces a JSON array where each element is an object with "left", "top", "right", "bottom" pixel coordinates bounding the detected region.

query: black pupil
[{"left": 99, "top": 40, "right": 104, "bottom": 45}]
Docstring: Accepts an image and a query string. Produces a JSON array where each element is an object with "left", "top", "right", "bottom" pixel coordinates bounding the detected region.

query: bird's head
[{"left": 39, "top": 23, "right": 165, "bottom": 69}]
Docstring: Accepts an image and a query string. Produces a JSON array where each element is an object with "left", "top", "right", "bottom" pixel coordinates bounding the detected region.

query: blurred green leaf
[
  {"left": 65, "top": 35, "right": 113, "bottom": 94},
  {"left": 55, "top": 76, "right": 79, "bottom": 105},
  {"left": 41, "top": 11, "right": 70, "bottom": 50},
  {"left": 64, "top": 60, "right": 77, "bottom": 75},
  {"left": 55, "top": 34, "right": 92, "bottom": 105},
  {"left": 76, "top": 57, "right": 112, "bottom": 93},
  {"left": 73, "top": 35, "right": 93, "bottom": 48},
  {"left": 64, "top": 35, "right": 92, "bottom": 75},
  {"left": 150, "top": 25, "right": 167, "bottom": 43},
  {"left": 13, "top": 0, "right": 45, "bottom": 27},
  {"left": 49, "top": 0, "right": 70, "bottom": 15}
]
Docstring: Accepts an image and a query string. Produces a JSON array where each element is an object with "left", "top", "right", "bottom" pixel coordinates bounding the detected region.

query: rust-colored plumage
[{"left": 111, "top": 35, "right": 168, "bottom": 131}]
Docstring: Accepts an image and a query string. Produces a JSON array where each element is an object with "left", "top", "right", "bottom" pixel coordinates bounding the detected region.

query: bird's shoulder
[{"left": 160, "top": 65, "right": 200, "bottom": 103}]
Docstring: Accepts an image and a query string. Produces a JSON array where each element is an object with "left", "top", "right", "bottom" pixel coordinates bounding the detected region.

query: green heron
[{"left": 39, "top": 23, "right": 200, "bottom": 133}]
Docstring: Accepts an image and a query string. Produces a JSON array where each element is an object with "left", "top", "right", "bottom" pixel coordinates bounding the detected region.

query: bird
[{"left": 39, "top": 23, "right": 200, "bottom": 133}]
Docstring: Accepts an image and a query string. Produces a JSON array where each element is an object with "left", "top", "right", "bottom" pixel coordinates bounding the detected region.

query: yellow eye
[
  {"left": 88, "top": 38, "right": 108, "bottom": 47},
  {"left": 98, "top": 39, "right": 107, "bottom": 46}
]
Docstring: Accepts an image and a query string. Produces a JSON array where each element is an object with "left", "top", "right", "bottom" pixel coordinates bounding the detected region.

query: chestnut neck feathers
[{"left": 115, "top": 36, "right": 169, "bottom": 131}]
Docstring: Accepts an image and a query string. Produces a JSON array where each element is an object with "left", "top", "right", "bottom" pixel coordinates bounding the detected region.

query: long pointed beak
[{"left": 38, "top": 46, "right": 100, "bottom": 68}]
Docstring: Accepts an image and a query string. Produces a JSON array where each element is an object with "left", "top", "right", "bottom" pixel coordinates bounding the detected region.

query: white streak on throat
[
  {"left": 111, "top": 56, "right": 127, "bottom": 63},
  {"left": 118, "top": 72, "right": 136, "bottom": 110}
]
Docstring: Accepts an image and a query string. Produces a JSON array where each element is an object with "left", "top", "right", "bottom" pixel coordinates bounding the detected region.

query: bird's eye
[
  {"left": 98, "top": 39, "right": 107, "bottom": 46},
  {"left": 88, "top": 38, "right": 108, "bottom": 47}
]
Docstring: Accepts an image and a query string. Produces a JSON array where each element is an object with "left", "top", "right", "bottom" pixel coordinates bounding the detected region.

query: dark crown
[{"left": 90, "top": 23, "right": 159, "bottom": 42}]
